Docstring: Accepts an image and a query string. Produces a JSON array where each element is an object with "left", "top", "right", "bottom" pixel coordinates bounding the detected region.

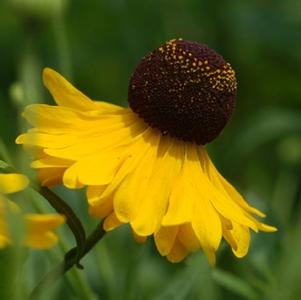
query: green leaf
[
  {"left": 212, "top": 268, "right": 257, "bottom": 299},
  {"left": 228, "top": 109, "right": 301, "bottom": 160},
  {"left": 0, "top": 160, "right": 10, "bottom": 171},
  {"left": 0, "top": 138, "right": 13, "bottom": 167},
  {"left": 153, "top": 254, "right": 219, "bottom": 300}
]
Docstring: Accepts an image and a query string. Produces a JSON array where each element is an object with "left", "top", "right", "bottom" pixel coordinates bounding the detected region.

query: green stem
[
  {"left": 28, "top": 221, "right": 105, "bottom": 300},
  {"left": 37, "top": 186, "right": 86, "bottom": 265}
]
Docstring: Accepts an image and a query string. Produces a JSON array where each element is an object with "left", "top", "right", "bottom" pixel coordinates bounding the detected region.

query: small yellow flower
[
  {"left": 17, "top": 39, "right": 276, "bottom": 264},
  {"left": 0, "top": 173, "right": 65, "bottom": 249}
]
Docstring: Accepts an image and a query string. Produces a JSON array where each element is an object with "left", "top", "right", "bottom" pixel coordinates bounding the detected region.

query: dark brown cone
[{"left": 128, "top": 39, "right": 237, "bottom": 144}]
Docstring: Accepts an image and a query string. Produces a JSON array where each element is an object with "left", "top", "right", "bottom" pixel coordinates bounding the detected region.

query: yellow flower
[
  {"left": 0, "top": 173, "right": 65, "bottom": 249},
  {"left": 16, "top": 39, "right": 276, "bottom": 264}
]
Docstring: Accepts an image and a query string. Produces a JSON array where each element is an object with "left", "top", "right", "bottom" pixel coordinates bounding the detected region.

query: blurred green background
[{"left": 1, "top": 0, "right": 301, "bottom": 299}]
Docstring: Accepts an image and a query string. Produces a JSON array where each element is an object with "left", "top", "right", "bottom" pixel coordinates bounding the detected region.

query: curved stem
[
  {"left": 28, "top": 221, "right": 105, "bottom": 300},
  {"left": 38, "top": 187, "right": 86, "bottom": 265}
]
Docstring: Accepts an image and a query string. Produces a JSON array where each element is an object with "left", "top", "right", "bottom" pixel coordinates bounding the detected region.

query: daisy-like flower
[
  {"left": 17, "top": 39, "right": 276, "bottom": 264},
  {"left": 0, "top": 173, "right": 65, "bottom": 249}
]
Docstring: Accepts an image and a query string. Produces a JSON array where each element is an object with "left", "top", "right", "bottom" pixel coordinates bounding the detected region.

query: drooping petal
[
  {"left": 226, "top": 222, "right": 250, "bottom": 258},
  {"left": 89, "top": 197, "right": 113, "bottom": 219},
  {"left": 154, "top": 225, "right": 178, "bottom": 256},
  {"left": 133, "top": 232, "right": 147, "bottom": 244},
  {"left": 199, "top": 148, "right": 266, "bottom": 218},
  {"left": 87, "top": 185, "right": 107, "bottom": 206},
  {"left": 103, "top": 212, "right": 122, "bottom": 231},
  {"left": 37, "top": 167, "right": 66, "bottom": 187},
  {"left": 186, "top": 147, "right": 222, "bottom": 264},
  {"left": 177, "top": 223, "right": 200, "bottom": 252},
  {"left": 131, "top": 137, "right": 183, "bottom": 236},
  {"left": 113, "top": 131, "right": 161, "bottom": 226},
  {"left": 166, "top": 237, "right": 188, "bottom": 263}
]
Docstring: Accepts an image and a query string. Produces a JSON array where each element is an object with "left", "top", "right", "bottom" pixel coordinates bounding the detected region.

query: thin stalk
[
  {"left": 37, "top": 186, "right": 86, "bottom": 265},
  {"left": 28, "top": 221, "right": 105, "bottom": 300}
]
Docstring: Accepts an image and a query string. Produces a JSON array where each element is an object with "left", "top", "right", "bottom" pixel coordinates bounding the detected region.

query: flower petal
[
  {"left": 89, "top": 197, "right": 113, "bottom": 218},
  {"left": 166, "top": 238, "right": 188, "bottom": 263},
  {"left": 229, "top": 222, "right": 250, "bottom": 258},
  {"left": 0, "top": 174, "right": 29, "bottom": 194},
  {"left": 43, "top": 68, "right": 112, "bottom": 112},
  {"left": 87, "top": 185, "right": 107, "bottom": 206},
  {"left": 199, "top": 148, "right": 266, "bottom": 218},
  {"left": 177, "top": 223, "right": 200, "bottom": 252},
  {"left": 103, "top": 212, "right": 122, "bottom": 231},
  {"left": 24, "top": 214, "right": 65, "bottom": 249},
  {"left": 37, "top": 167, "right": 66, "bottom": 187},
  {"left": 131, "top": 138, "right": 183, "bottom": 235},
  {"left": 154, "top": 226, "right": 178, "bottom": 256},
  {"left": 113, "top": 131, "right": 160, "bottom": 225},
  {"left": 63, "top": 152, "right": 124, "bottom": 189}
]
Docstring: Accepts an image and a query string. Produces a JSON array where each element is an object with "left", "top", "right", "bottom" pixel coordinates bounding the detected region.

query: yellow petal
[
  {"left": 43, "top": 68, "right": 114, "bottom": 111},
  {"left": 201, "top": 177, "right": 258, "bottom": 231},
  {"left": 103, "top": 212, "right": 122, "bottom": 231},
  {"left": 256, "top": 222, "right": 277, "bottom": 233},
  {"left": 37, "top": 167, "right": 66, "bottom": 187},
  {"left": 98, "top": 128, "right": 153, "bottom": 203},
  {"left": 182, "top": 147, "right": 222, "bottom": 260},
  {"left": 166, "top": 238, "right": 188, "bottom": 263},
  {"left": 162, "top": 144, "right": 195, "bottom": 226},
  {"left": 0, "top": 174, "right": 29, "bottom": 194},
  {"left": 87, "top": 185, "right": 107, "bottom": 206},
  {"left": 162, "top": 175, "right": 192, "bottom": 225},
  {"left": 133, "top": 232, "right": 147, "bottom": 244},
  {"left": 154, "top": 226, "right": 178, "bottom": 256},
  {"left": 199, "top": 148, "right": 266, "bottom": 218},
  {"left": 63, "top": 152, "right": 124, "bottom": 188},
  {"left": 221, "top": 219, "right": 238, "bottom": 252},
  {"left": 31, "top": 156, "right": 72, "bottom": 168},
  {"left": 177, "top": 223, "right": 200, "bottom": 252},
  {"left": 24, "top": 213, "right": 65, "bottom": 249},
  {"left": 25, "top": 231, "right": 59, "bottom": 249},
  {"left": 25, "top": 214, "right": 65, "bottom": 232},
  {"left": 229, "top": 222, "right": 250, "bottom": 258},
  {"left": 19, "top": 104, "right": 85, "bottom": 132},
  {"left": 203, "top": 248, "right": 217, "bottom": 266},
  {"left": 114, "top": 131, "right": 160, "bottom": 225},
  {"left": 89, "top": 197, "right": 113, "bottom": 218},
  {"left": 131, "top": 137, "right": 183, "bottom": 235},
  {"left": 44, "top": 115, "right": 146, "bottom": 161},
  {"left": 62, "top": 165, "right": 84, "bottom": 189},
  {"left": 20, "top": 132, "right": 78, "bottom": 149}
]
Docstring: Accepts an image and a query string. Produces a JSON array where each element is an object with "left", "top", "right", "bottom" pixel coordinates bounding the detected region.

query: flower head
[
  {"left": 129, "top": 39, "right": 236, "bottom": 144},
  {"left": 0, "top": 173, "right": 65, "bottom": 249},
  {"left": 17, "top": 39, "right": 276, "bottom": 264}
]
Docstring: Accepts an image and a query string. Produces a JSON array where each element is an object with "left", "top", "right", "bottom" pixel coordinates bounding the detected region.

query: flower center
[{"left": 128, "top": 39, "right": 237, "bottom": 144}]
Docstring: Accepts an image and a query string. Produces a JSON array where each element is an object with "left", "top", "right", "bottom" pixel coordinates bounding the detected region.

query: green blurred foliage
[{"left": 0, "top": 0, "right": 301, "bottom": 299}]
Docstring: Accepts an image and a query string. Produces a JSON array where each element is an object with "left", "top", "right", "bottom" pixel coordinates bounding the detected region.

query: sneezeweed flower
[
  {"left": 0, "top": 173, "right": 65, "bottom": 249},
  {"left": 17, "top": 39, "right": 276, "bottom": 264}
]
